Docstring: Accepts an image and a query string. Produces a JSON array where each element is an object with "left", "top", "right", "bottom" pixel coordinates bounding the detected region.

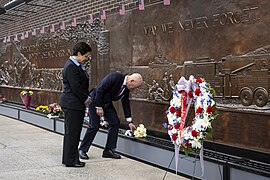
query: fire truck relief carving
[{"left": 131, "top": 46, "right": 270, "bottom": 107}]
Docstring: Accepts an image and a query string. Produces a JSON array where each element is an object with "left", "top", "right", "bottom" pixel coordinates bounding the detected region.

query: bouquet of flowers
[
  {"left": 47, "top": 103, "right": 64, "bottom": 118},
  {"left": 20, "top": 87, "right": 33, "bottom": 109},
  {"left": 134, "top": 124, "right": 147, "bottom": 138},
  {"left": 35, "top": 105, "right": 49, "bottom": 114}
]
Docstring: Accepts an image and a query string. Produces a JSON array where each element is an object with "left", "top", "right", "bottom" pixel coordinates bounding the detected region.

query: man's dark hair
[{"left": 72, "top": 42, "right": 92, "bottom": 56}]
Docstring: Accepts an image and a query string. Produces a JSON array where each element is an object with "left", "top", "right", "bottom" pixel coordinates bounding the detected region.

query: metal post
[{"left": 223, "top": 162, "right": 230, "bottom": 180}]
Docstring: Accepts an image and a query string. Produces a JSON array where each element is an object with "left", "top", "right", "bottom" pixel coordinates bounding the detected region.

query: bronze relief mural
[
  {"left": 1, "top": 0, "right": 270, "bottom": 152},
  {"left": 106, "top": 0, "right": 270, "bottom": 152},
  {"left": 0, "top": 18, "right": 109, "bottom": 105}
]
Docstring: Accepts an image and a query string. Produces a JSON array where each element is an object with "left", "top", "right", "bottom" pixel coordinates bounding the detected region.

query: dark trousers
[
  {"left": 62, "top": 108, "right": 84, "bottom": 165},
  {"left": 79, "top": 102, "right": 120, "bottom": 153}
]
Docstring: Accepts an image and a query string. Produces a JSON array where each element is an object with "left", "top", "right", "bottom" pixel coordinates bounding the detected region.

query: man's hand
[
  {"left": 84, "top": 96, "right": 92, "bottom": 106},
  {"left": 96, "top": 108, "right": 104, "bottom": 117},
  {"left": 128, "top": 122, "right": 136, "bottom": 132}
]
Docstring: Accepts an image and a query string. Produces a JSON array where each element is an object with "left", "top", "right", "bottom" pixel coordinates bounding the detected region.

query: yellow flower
[
  {"left": 35, "top": 105, "right": 49, "bottom": 114},
  {"left": 20, "top": 88, "right": 34, "bottom": 96}
]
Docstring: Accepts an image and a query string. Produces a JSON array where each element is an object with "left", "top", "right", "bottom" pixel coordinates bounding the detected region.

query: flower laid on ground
[
  {"left": 47, "top": 103, "right": 64, "bottom": 118},
  {"left": 20, "top": 87, "right": 33, "bottom": 109},
  {"left": 35, "top": 103, "right": 64, "bottom": 118},
  {"left": 35, "top": 105, "right": 49, "bottom": 114},
  {"left": 134, "top": 124, "right": 147, "bottom": 138},
  {"left": 165, "top": 76, "right": 218, "bottom": 155}
]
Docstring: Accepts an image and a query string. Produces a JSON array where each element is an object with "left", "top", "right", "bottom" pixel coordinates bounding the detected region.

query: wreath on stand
[{"left": 165, "top": 75, "right": 218, "bottom": 155}]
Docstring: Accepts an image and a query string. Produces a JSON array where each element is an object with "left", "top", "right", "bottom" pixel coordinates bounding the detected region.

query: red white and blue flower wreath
[{"left": 163, "top": 75, "right": 218, "bottom": 175}]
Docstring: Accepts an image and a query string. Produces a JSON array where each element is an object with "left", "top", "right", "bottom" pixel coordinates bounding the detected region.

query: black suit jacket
[
  {"left": 59, "top": 59, "right": 89, "bottom": 111},
  {"left": 91, "top": 72, "right": 131, "bottom": 118}
]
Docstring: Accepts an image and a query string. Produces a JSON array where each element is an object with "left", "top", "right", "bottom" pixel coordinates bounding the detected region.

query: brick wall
[{"left": 0, "top": 0, "right": 163, "bottom": 38}]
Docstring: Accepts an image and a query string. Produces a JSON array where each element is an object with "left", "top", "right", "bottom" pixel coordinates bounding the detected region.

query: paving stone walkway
[{"left": 0, "top": 115, "right": 188, "bottom": 180}]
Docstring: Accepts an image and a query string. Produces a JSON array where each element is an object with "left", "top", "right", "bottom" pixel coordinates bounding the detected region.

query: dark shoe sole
[
  {"left": 79, "top": 156, "right": 89, "bottom": 160},
  {"left": 65, "top": 164, "right": 85, "bottom": 167},
  {"left": 102, "top": 154, "right": 121, "bottom": 159},
  {"left": 79, "top": 150, "right": 90, "bottom": 160}
]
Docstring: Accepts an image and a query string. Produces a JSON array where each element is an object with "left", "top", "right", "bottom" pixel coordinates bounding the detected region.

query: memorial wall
[
  {"left": 107, "top": 0, "right": 270, "bottom": 152},
  {"left": 0, "top": 0, "right": 269, "bottom": 153}
]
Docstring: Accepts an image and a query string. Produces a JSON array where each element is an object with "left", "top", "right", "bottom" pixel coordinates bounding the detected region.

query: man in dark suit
[
  {"left": 79, "top": 72, "right": 143, "bottom": 159},
  {"left": 59, "top": 42, "right": 92, "bottom": 167}
]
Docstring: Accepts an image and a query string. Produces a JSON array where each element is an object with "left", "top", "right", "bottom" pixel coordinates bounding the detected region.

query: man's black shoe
[
  {"left": 79, "top": 161, "right": 86, "bottom": 165},
  {"left": 102, "top": 149, "right": 121, "bottom": 159},
  {"left": 79, "top": 150, "right": 89, "bottom": 160},
  {"left": 65, "top": 163, "right": 85, "bottom": 167}
]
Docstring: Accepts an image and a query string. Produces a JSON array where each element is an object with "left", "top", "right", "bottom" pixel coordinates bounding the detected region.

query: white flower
[
  {"left": 171, "top": 128, "right": 177, "bottom": 134},
  {"left": 139, "top": 124, "right": 145, "bottom": 128},
  {"left": 134, "top": 124, "right": 147, "bottom": 138},
  {"left": 191, "top": 139, "right": 202, "bottom": 149},
  {"left": 167, "top": 113, "right": 176, "bottom": 124},
  {"left": 193, "top": 119, "right": 209, "bottom": 131},
  {"left": 183, "top": 129, "right": 191, "bottom": 139},
  {"left": 170, "top": 95, "right": 182, "bottom": 107}
]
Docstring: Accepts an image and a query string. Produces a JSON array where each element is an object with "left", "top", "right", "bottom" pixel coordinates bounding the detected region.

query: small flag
[
  {"left": 72, "top": 18, "right": 77, "bottom": 27},
  {"left": 21, "top": 32, "right": 24, "bottom": 40},
  {"left": 60, "top": 21, "right": 66, "bottom": 30},
  {"left": 6, "top": 36, "right": 10, "bottom": 42},
  {"left": 14, "top": 34, "right": 18, "bottom": 42},
  {"left": 138, "top": 0, "right": 145, "bottom": 10},
  {"left": 3, "top": 36, "right": 6, "bottom": 43},
  {"left": 25, "top": 31, "right": 29, "bottom": 38},
  {"left": 119, "top": 3, "right": 126, "bottom": 15},
  {"left": 32, "top": 28, "right": 36, "bottom": 36},
  {"left": 100, "top": 10, "right": 106, "bottom": 20},
  {"left": 40, "top": 26, "right": 45, "bottom": 34},
  {"left": 164, "top": 0, "right": 170, "bottom": 5},
  {"left": 87, "top": 14, "right": 93, "bottom": 24},
  {"left": 50, "top": 24, "right": 55, "bottom": 33}
]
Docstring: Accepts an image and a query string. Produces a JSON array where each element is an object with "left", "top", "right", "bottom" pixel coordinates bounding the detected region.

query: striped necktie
[{"left": 116, "top": 85, "right": 126, "bottom": 97}]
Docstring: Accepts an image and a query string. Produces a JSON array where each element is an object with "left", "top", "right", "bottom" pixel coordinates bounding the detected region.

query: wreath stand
[{"left": 165, "top": 75, "right": 217, "bottom": 180}]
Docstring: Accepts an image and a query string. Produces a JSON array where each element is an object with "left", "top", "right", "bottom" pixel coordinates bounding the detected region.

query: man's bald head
[{"left": 126, "top": 73, "right": 143, "bottom": 90}]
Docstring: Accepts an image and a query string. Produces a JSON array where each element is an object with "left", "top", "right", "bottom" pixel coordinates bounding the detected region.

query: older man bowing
[{"left": 79, "top": 72, "right": 143, "bottom": 159}]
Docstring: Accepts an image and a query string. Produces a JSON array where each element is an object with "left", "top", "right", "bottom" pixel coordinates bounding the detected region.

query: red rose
[
  {"left": 196, "top": 78, "right": 203, "bottom": 84},
  {"left": 176, "top": 108, "right": 181, "bottom": 116},
  {"left": 206, "top": 106, "right": 214, "bottom": 114},
  {"left": 185, "top": 142, "right": 190, "bottom": 148},
  {"left": 196, "top": 107, "right": 203, "bottom": 114},
  {"left": 172, "top": 134, "right": 177, "bottom": 141},
  {"left": 192, "top": 130, "right": 198, "bottom": 137},
  {"left": 168, "top": 124, "right": 173, "bottom": 130},
  {"left": 174, "top": 123, "right": 180, "bottom": 129},
  {"left": 195, "top": 88, "right": 201, "bottom": 96},
  {"left": 169, "top": 106, "right": 176, "bottom": 113},
  {"left": 188, "top": 91, "right": 194, "bottom": 98},
  {"left": 178, "top": 90, "right": 184, "bottom": 93}
]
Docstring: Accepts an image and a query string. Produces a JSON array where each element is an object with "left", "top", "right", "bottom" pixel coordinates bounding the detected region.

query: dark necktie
[{"left": 116, "top": 85, "right": 126, "bottom": 97}]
